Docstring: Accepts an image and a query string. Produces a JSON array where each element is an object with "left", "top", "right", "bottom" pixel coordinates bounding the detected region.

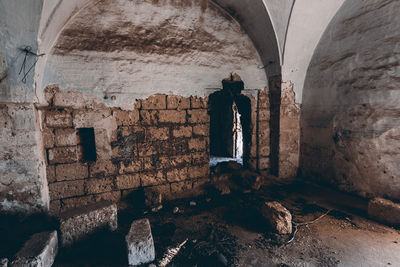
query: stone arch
[{"left": 300, "top": 0, "right": 400, "bottom": 200}]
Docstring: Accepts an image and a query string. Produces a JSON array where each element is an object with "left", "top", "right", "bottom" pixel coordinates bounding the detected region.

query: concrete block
[
  {"left": 368, "top": 198, "right": 400, "bottom": 226},
  {"left": 59, "top": 201, "right": 118, "bottom": 246},
  {"left": 11, "top": 231, "right": 58, "bottom": 267},
  {"left": 126, "top": 219, "right": 155, "bottom": 266}
]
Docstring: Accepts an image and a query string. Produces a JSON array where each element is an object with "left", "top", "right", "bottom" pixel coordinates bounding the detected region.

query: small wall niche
[{"left": 78, "top": 128, "right": 97, "bottom": 162}]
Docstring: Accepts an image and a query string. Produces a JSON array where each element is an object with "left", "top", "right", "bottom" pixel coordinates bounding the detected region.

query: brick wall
[{"left": 41, "top": 86, "right": 210, "bottom": 215}]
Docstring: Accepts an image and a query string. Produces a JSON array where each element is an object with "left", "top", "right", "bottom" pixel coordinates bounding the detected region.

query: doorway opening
[{"left": 208, "top": 74, "right": 251, "bottom": 167}]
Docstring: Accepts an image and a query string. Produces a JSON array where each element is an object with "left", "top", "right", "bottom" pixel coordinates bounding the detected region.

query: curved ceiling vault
[{"left": 35, "top": 0, "right": 281, "bottom": 103}]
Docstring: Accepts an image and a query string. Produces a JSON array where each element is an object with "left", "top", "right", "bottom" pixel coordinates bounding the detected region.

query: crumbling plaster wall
[
  {"left": 301, "top": 0, "right": 400, "bottom": 201},
  {"left": 40, "top": 0, "right": 268, "bottom": 107},
  {"left": 0, "top": 0, "right": 49, "bottom": 213}
]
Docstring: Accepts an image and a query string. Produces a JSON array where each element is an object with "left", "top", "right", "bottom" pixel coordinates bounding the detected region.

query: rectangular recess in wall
[{"left": 78, "top": 128, "right": 97, "bottom": 162}]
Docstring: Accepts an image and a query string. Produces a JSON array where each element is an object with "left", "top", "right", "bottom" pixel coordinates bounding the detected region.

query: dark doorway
[{"left": 208, "top": 74, "right": 251, "bottom": 167}]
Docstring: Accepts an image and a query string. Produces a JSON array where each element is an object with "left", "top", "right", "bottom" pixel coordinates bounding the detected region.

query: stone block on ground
[
  {"left": 261, "top": 201, "right": 292, "bottom": 234},
  {"left": 368, "top": 197, "right": 400, "bottom": 226},
  {"left": 11, "top": 231, "right": 58, "bottom": 267},
  {"left": 0, "top": 258, "right": 7, "bottom": 267},
  {"left": 59, "top": 201, "right": 117, "bottom": 246},
  {"left": 126, "top": 218, "right": 155, "bottom": 266}
]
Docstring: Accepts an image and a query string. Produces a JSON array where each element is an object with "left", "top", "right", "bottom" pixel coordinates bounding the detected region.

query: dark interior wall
[
  {"left": 208, "top": 81, "right": 252, "bottom": 165},
  {"left": 301, "top": 0, "right": 400, "bottom": 200},
  {"left": 209, "top": 90, "right": 234, "bottom": 157}
]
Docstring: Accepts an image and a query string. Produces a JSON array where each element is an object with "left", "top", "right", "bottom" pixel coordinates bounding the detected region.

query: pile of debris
[{"left": 210, "top": 161, "right": 265, "bottom": 195}]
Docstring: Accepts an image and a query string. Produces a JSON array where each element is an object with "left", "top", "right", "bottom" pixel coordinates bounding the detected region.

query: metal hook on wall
[{"left": 18, "top": 46, "right": 45, "bottom": 84}]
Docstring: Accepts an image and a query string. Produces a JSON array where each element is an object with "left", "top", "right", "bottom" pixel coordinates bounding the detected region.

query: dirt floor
[{"left": 2, "top": 181, "right": 400, "bottom": 267}]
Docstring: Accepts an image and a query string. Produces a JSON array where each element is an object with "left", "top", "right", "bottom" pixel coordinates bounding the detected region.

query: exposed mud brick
[
  {"left": 55, "top": 163, "right": 88, "bottom": 181},
  {"left": 193, "top": 124, "right": 209, "bottom": 136},
  {"left": 61, "top": 195, "right": 94, "bottom": 212},
  {"left": 126, "top": 219, "right": 155, "bottom": 266},
  {"left": 42, "top": 128, "right": 55, "bottom": 148},
  {"left": 86, "top": 177, "right": 114, "bottom": 194},
  {"left": 190, "top": 96, "right": 208, "bottom": 109},
  {"left": 94, "top": 191, "right": 121, "bottom": 203},
  {"left": 368, "top": 198, "right": 400, "bottom": 226},
  {"left": 259, "top": 145, "right": 270, "bottom": 157},
  {"left": 46, "top": 165, "right": 56, "bottom": 183},
  {"left": 191, "top": 152, "right": 208, "bottom": 165},
  {"left": 189, "top": 165, "right": 209, "bottom": 179},
  {"left": 258, "top": 120, "right": 269, "bottom": 132},
  {"left": 166, "top": 168, "right": 188, "bottom": 182},
  {"left": 59, "top": 202, "right": 117, "bottom": 246},
  {"left": 188, "top": 138, "right": 207, "bottom": 152},
  {"left": 12, "top": 231, "right": 58, "bottom": 267},
  {"left": 119, "top": 160, "right": 142, "bottom": 174},
  {"left": 167, "top": 95, "right": 190, "bottom": 110},
  {"left": 140, "top": 110, "right": 158, "bottom": 125},
  {"left": 259, "top": 134, "right": 270, "bottom": 146},
  {"left": 48, "top": 146, "right": 78, "bottom": 164},
  {"left": 49, "top": 180, "right": 85, "bottom": 200},
  {"left": 143, "top": 157, "right": 161, "bottom": 171},
  {"left": 159, "top": 155, "right": 191, "bottom": 169},
  {"left": 188, "top": 109, "right": 209, "bottom": 123},
  {"left": 158, "top": 110, "right": 186, "bottom": 124},
  {"left": 54, "top": 128, "right": 79, "bottom": 147},
  {"left": 113, "top": 109, "right": 139, "bottom": 126},
  {"left": 148, "top": 127, "right": 169, "bottom": 140},
  {"left": 73, "top": 109, "right": 112, "bottom": 128},
  {"left": 258, "top": 108, "right": 270, "bottom": 121},
  {"left": 138, "top": 145, "right": 156, "bottom": 157},
  {"left": 141, "top": 94, "right": 166, "bottom": 110},
  {"left": 259, "top": 157, "right": 270, "bottom": 170},
  {"left": 173, "top": 126, "right": 192, "bottom": 138},
  {"left": 116, "top": 174, "right": 141, "bottom": 189},
  {"left": 46, "top": 110, "right": 72, "bottom": 128},
  {"left": 90, "top": 161, "right": 117, "bottom": 177},
  {"left": 261, "top": 201, "right": 292, "bottom": 234},
  {"left": 141, "top": 171, "right": 165, "bottom": 187}
]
